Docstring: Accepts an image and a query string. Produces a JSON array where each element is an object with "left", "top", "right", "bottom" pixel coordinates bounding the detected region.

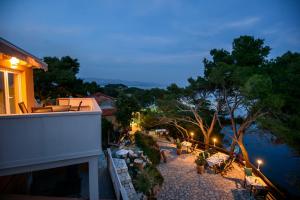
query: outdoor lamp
[
  {"left": 257, "top": 159, "right": 263, "bottom": 171},
  {"left": 10, "top": 57, "right": 19, "bottom": 69},
  {"left": 213, "top": 138, "right": 217, "bottom": 147},
  {"left": 190, "top": 132, "right": 194, "bottom": 138},
  {"left": 10, "top": 57, "right": 19, "bottom": 65}
]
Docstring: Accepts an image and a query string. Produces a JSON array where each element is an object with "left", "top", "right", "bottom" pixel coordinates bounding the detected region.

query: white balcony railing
[{"left": 0, "top": 98, "right": 102, "bottom": 176}]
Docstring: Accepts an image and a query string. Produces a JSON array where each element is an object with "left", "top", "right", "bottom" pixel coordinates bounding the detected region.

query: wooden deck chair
[{"left": 18, "top": 102, "right": 29, "bottom": 113}]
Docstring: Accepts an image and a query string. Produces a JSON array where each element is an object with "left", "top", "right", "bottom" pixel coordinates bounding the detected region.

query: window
[
  {"left": 0, "top": 71, "right": 5, "bottom": 114},
  {"left": 0, "top": 69, "right": 22, "bottom": 114}
]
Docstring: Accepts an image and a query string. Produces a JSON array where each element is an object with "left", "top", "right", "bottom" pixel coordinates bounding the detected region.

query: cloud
[
  {"left": 178, "top": 16, "right": 261, "bottom": 37},
  {"left": 21, "top": 24, "right": 91, "bottom": 36},
  {"left": 109, "top": 34, "right": 175, "bottom": 46},
  {"left": 87, "top": 51, "right": 207, "bottom": 66},
  {"left": 225, "top": 17, "right": 260, "bottom": 28}
]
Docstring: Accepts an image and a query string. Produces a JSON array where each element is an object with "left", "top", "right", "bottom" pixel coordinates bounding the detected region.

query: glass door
[
  {"left": 0, "top": 71, "right": 5, "bottom": 114},
  {"left": 8, "top": 72, "right": 20, "bottom": 114},
  {"left": 0, "top": 69, "right": 22, "bottom": 114}
]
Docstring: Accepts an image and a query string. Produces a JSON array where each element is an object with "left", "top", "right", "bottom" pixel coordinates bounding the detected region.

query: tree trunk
[
  {"left": 237, "top": 137, "right": 250, "bottom": 166},
  {"left": 204, "top": 135, "right": 210, "bottom": 150},
  {"left": 229, "top": 140, "right": 237, "bottom": 153}
]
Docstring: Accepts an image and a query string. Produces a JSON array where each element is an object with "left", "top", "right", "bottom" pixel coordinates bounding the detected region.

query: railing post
[{"left": 89, "top": 156, "right": 99, "bottom": 200}]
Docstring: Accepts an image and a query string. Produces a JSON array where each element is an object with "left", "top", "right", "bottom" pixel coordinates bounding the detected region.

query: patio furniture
[
  {"left": 160, "top": 150, "right": 167, "bottom": 163},
  {"left": 181, "top": 141, "right": 192, "bottom": 153},
  {"left": 206, "top": 152, "right": 229, "bottom": 173},
  {"left": 201, "top": 151, "right": 210, "bottom": 159},
  {"left": 116, "top": 149, "right": 129, "bottom": 158},
  {"left": 244, "top": 167, "right": 253, "bottom": 187},
  {"left": 134, "top": 158, "right": 144, "bottom": 170},
  {"left": 18, "top": 102, "right": 28, "bottom": 113},
  {"left": 245, "top": 175, "right": 267, "bottom": 196},
  {"left": 70, "top": 100, "right": 83, "bottom": 111},
  {"left": 253, "top": 187, "right": 269, "bottom": 199},
  {"left": 190, "top": 143, "right": 199, "bottom": 154},
  {"left": 46, "top": 105, "right": 71, "bottom": 112},
  {"left": 31, "top": 107, "right": 53, "bottom": 113},
  {"left": 220, "top": 156, "right": 236, "bottom": 175}
]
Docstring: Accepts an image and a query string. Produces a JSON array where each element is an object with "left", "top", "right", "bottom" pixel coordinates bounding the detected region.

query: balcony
[{"left": 0, "top": 98, "right": 102, "bottom": 200}]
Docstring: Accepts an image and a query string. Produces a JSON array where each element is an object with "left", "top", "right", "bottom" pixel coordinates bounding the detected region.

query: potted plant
[
  {"left": 176, "top": 142, "right": 182, "bottom": 155},
  {"left": 195, "top": 156, "right": 206, "bottom": 174}
]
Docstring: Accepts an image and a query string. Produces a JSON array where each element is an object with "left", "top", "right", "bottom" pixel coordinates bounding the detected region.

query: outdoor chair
[
  {"left": 49, "top": 105, "right": 71, "bottom": 112},
  {"left": 220, "top": 156, "right": 236, "bottom": 176},
  {"left": 208, "top": 148, "right": 217, "bottom": 155},
  {"left": 243, "top": 167, "right": 253, "bottom": 188},
  {"left": 70, "top": 101, "right": 83, "bottom": 111},
  {"left": 253, "top": 188, "right": 269, "bottom": 199},
  {"left": 215, "top": 162, "right": 226, "bottom": 174},
  {"left": 190, "top": 144, "right": 199, "bottom": 155},
  {"left": 201, "top": 150, "right": 210, "bottom": 159},
  {"left": 18, "top": 102, "right": 29, "bottom": 113}
]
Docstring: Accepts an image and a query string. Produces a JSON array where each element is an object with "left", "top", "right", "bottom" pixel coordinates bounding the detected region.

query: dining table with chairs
[
  {"left": 181, "top": 141, "right": 192, "bottom": 153},
  {"left": 206, "top": 152, "right": 230, "bottom": 167},
  {"left": 31, "top": 104, "right": 86, "bottom": 113}
]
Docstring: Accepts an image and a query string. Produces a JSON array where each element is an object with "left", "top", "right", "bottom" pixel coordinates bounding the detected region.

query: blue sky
[{"left": 1, "top": 0, "right": 300, "bottom": 86}]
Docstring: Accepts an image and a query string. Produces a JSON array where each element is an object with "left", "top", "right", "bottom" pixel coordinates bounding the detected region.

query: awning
[{"left": 0, "top": 37, "right": 48, "bottom": 71}]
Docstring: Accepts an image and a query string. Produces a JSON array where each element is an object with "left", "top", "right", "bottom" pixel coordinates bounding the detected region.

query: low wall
[{"left": 107, "top": 149, "right": 129, "bottom": 200}]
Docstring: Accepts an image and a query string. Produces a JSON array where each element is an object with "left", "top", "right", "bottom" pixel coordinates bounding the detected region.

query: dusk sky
[{"left": 1, "top": 0, "right": 300, "bottom": 86}]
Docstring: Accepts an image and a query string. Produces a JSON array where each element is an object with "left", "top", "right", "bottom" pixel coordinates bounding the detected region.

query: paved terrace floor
[{"left": 155, "top": 137, "right": 254, "bottom": 200}]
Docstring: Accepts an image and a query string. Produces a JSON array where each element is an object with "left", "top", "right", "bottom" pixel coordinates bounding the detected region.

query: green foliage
[
  {"left": 135, "top": 133, "right": 161, "bottom": 166},
  {"left": 115, "top": 93, "right": 141, "bottom": 128},
  {"left": 243, "top": 74, "right": 272, "bottom": 99},
  {"left": 176, "top": 141, "right": 182, "bottom": 149},
  {"left": 134, "top": 165, "right": 163, "bottom": 196},
  {"left": 232, "top": 35, "right": 270, "bottom": 66},
  {"left": 195, "top": 155, "right": 206, "bottom": 166},
  {"left": 203, "top": 35, "right": 300, "bottom": 153},
  {"left": 102, "top": 118, "right": 113, "bottom": 149},
  {"left": 34, "top": 56, "right": 102, "bottom": 101},
  {"left": 258, "top": 52, "right": 300, "bottom": 149}
]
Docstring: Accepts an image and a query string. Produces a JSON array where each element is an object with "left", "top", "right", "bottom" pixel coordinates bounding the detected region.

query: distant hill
[{"left": 84, "top": 77, "right": 165, "bottom": 89}]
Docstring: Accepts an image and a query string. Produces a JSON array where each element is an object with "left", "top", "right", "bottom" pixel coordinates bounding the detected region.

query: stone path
[{"left": 155, "top": 138, "right": 253, "bottom": 200}]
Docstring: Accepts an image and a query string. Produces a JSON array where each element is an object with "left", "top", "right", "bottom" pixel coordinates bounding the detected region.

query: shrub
[
  {"left": 195, "top": 156, "right": 206, "bottom": 166},
  {"left": 135, "top": 132, "right": 161, "bottom": 166},
  {"left": 176, "top": 141, "right": 182, "bottom": 149},
  {"left": 134, "top": 165, "right": 164, "bottom": 197}
]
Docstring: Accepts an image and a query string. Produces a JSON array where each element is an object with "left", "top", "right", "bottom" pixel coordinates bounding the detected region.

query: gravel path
[{"left": 155, "top": 138, "right": 253, "bottom": 200}]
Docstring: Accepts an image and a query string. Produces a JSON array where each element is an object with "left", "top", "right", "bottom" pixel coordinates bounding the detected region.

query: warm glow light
[
  {"left": 213, "top": 138, "right": 217, "bottom": 147},
  {"left": 10, "top": 57, "right": 19, "bottom": 66},
  {"left": 257, "top": 159, "right": 262, "bottom": 165},
  {"left": 190, "top": 132, "right": 194, "bottom": 136},
  {"left": 257, "top": 159, "right": 263, "bottom": 171}
]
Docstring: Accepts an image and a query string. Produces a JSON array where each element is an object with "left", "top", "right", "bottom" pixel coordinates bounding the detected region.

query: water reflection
[{"left": 222, "top": 125, "right": 300, "bottom": 198}]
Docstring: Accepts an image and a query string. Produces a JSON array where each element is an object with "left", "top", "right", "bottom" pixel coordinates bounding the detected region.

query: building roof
[
  {"left": 92, "top": 92, "right": 116, "bottom": 100},
  {"left": 102, "top": 108, "right": 117, "bottom": 116},
  {"left": 0, "top": 37, "right": 48, "bottom": 70}
]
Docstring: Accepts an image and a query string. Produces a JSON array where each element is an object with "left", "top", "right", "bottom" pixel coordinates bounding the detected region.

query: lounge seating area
[
  {"left": 18, "top": 100, "right": 88, "bottom": 114},
  {"left": 152, "top": 135, "right": 270, "bottom": 200}
]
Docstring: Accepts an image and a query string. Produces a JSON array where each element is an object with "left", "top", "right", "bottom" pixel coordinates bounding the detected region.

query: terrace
[
  {"left": 0, "top": 38, "right": 102, "bottom": 200},
  {"left": 153, "top": 135, "right": 285, "bottom": 200},
  {"left": 0, "top": 98, "right": 102, "bottom": 200},
  {"left": 155, "top": 137, "right": 250, "bottom": 200}
]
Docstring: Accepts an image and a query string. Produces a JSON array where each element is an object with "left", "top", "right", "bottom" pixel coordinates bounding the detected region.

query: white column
[{"left": 89, "top": 157, "right": 99, "bottom": 200}]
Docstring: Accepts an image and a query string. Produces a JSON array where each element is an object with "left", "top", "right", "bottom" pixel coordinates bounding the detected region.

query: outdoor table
[
  {"left": 116, "top": 149, "right": 129, "bottom": 158},
  {"left": 245, "top": 175, "right": 267, "bottom": 195},
  {"left": 181, "top": 141, "right": 192, "bottom": 153},
  {"left": 45, "top": 105, "right": 70, "bottom": 112},
  {"left": 134, "top": 158, "right": 144, "bottom": 170},
  {"left": 206, "top": 152, "right": 229, "bottom": 167}
]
